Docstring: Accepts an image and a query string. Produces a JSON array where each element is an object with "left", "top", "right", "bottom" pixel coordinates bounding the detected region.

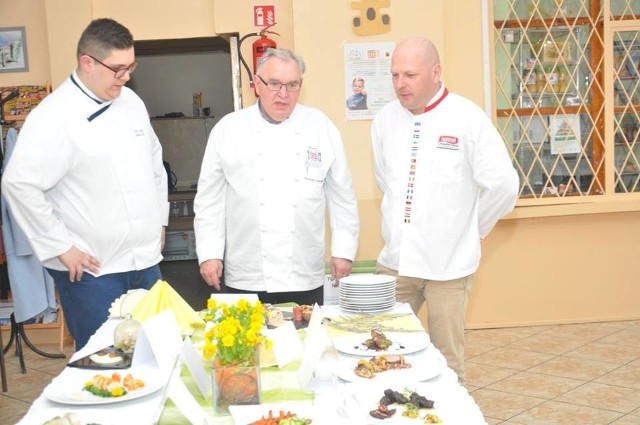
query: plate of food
[
  {"left": 335, "top": 350, "right": 445, "bottom": 384},
  {"left": 229, "top": 401, "right": 314, "bottom": 424},
  {"left": 43, "top": 367, "right": 164, "bottom": 405},
  {"left": 332, "top": 329, "right": 430, "bottom": 357},
  {"left": 67, "top": 346, "right": 132, "bottom": 370},
  {"left": 338, "top": 382, "right": 448, "bottom": 424}
]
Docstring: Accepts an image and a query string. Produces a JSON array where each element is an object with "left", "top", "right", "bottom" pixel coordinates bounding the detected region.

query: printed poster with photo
[{"left": 344, "top": 42, "right": 396, "bottom": 121}]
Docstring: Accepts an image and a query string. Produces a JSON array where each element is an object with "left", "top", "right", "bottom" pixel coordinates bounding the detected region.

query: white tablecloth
[{"left": 18, "top": 303, "right": 486, "bottom": 425}]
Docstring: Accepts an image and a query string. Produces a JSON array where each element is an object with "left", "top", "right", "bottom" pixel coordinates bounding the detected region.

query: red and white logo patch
[{"left": 437, "top": 135, "right": 459, "bottom": 150}]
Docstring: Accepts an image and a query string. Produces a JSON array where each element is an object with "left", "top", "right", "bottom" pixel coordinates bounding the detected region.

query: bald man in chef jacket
[{"left": 371, "top": 37, "right": 518, "bottom": 385}]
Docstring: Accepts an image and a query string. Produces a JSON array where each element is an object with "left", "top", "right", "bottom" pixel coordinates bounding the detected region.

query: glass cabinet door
[
  {"left": 612, "top": 30, "right": 640, "bottom": 193},
  {"left": 493, "top": 0, "right": 605, "bottom": 199}
]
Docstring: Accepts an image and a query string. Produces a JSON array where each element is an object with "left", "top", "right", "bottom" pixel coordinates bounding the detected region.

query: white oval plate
[
  {"left": 340, "top": 305, "right": 395, "bottom": 314},
  {"left": 44, "top": 367, "right": 164, "bottom": 405},
  {"left": 333, "top": 332, "right": 429, "bottom": 356},
  {"left": 339, "top": 274, "right": 396, "bottom": 286}
]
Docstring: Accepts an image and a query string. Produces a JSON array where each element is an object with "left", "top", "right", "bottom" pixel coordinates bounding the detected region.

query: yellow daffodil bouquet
[{"left": 202, "top": 298, "right": 271, "bottom": 367}]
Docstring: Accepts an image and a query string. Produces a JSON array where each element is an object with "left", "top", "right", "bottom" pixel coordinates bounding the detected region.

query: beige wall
[
  {"left": 0, "top": 0, "right": 50, "bottom": 86},
  {"left": 2, "top": 0, "right": 639, "bottom": 328}
]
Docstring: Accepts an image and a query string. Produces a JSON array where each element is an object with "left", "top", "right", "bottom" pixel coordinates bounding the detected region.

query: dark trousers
[{"left": 47, "top": 265, "right": 162, "bottom": 351}]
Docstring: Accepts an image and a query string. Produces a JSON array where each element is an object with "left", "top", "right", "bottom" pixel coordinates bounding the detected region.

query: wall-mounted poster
[
  {"left": 0, "top": 27, "right": 28, "bottom": 73},
  {"left": 550, "top": 114, "right": 581, "bottom": 155},
  {"left": 344, "top": 42, "right": 395, "bottom": 121}
]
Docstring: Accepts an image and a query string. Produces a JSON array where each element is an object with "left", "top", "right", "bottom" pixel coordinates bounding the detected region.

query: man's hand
[
  {"left": 331, "top": 257, "right": 353, "bottom": 287},
  {"left": 58, "top": 246, "right": 101, "bottom": 282},
  {"left": 200, "top": 259, "right": 223, "bottom": 291},
  {"left": 161, "top": 226, "right": 166, "bottom": 250}
]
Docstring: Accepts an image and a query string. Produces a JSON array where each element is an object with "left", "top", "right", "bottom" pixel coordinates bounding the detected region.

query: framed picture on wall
[{"left": 0, "top": 27, "right": 29, "bottom": 73}]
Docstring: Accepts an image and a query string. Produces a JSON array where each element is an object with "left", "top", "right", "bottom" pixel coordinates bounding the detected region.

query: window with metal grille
[{"left": 492, "top": 0, "right": 640, "bottom": 201}]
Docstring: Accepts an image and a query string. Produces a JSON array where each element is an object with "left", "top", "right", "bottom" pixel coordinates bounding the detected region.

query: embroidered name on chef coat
[
  {"left": 134, "top": 129, "right": 145, "bottom": 136},
  {"left": 305, "top": 147, "right": 324, "bottom": 182},
  {"left": 306, "top": 147, "right": 322, "bottom": 167},
  {"left": 437, "top": 135, "right": 459, "bottom": 150}
]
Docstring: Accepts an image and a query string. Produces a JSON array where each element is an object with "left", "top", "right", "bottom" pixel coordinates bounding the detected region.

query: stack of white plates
[{"left": 338, "top": 274, "right": 396, "bottom": 313}]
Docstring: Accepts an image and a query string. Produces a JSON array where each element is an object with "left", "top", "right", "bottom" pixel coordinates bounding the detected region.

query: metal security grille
[{"left": 492, "top": 0, "right": 640, "bottom": 199}]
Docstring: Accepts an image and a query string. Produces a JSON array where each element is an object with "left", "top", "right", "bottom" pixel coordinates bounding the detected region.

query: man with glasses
[
  {"left": 2, "top": 18, "right": 168, "bottom": 350},
  {"left": 194, "top": 48, "right": 359, "bottom": 306}
]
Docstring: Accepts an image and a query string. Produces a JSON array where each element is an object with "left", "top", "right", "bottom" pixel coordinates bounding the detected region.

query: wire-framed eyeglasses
[
  {"left": 256, "top": 74, "right": 301, "bottom": 92},
  {"left": 85, "top": 54, "right": 138, "bottom": 78}
]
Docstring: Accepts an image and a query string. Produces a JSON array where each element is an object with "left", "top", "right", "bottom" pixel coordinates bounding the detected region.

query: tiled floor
[
  {"left": 466, "top": 320, "right": 640, "bottom": 424},
  {"left": 0, "top": 340, "right": 75, "bottom": 425},
  {"left": 1, "top": 320, "right": 639, "bottom": 424}
]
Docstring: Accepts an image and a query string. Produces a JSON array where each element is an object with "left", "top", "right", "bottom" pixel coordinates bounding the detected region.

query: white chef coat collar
[
  {"left": 71, "top": 70, "right": 105, "bottom": 104},
  {"left": 424, "top": 82, "right": 449, "bottom": 112},
  {"left": 70, "top": 70, "right": 114, "bottom": 122},
  {"left": 257, "top": 99, "right": 293, "bottom": 125}
]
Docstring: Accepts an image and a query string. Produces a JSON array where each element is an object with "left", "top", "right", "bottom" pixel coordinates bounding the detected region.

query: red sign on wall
[{"left": 254, "top": 5, "right": 276, "bottom": 27}]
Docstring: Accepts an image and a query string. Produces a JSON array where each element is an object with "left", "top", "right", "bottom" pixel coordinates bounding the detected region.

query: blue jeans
[{"left": 47, "top": 265, "right": 162, "bottom": 351}]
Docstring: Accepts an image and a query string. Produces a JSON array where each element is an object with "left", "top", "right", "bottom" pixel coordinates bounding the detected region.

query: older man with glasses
[
  {"left": 2, "top": 18, "right": 168, "bottom": 350},
  {"left": 194, "top": 48, "right": 359, "bottom": 307}
]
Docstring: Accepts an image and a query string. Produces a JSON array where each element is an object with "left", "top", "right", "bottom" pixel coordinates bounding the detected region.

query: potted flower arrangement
[{"left": 202, "top": 298, "right": 270, "bottom": 415}]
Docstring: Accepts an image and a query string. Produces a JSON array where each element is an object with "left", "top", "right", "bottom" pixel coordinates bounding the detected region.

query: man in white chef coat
[
  {"left": 1, "top": 18, "right": 168, "bottom": 350},
  {"left": 371, "top": 37, "right": 519, "bottom": 385},
  {"left": 194, "top": 48, "right": 359, "bottom": 306}
]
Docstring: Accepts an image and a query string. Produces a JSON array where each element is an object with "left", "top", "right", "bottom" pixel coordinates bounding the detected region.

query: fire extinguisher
[
  {"left": 239, "top": 25, "right": 279, "bottom": 95},
  {"left": 252, "top": 28, "right": 278, "bottom": 77}
]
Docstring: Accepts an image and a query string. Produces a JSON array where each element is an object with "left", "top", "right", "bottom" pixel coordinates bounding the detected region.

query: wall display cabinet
[
  {"left": 613, "top": 30, "right": 640, "bottom": 193},
  {"left": 493, "top": 0, "right": 640, "bottom": 199}
]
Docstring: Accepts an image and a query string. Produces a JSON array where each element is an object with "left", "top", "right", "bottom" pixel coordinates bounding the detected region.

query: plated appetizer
[
  {"left": 83, "top": 372, "right": 145, "bottom": 398},
  {"left": 370, "top": 388, "right": 441, "bottom": 422},
  {"left": 353, "top": 355, "right": 412, "bottom": 379},
  {"left": 362, "top": 328, "right": 393, "bottom": 350},
  {"left": 248, "top": 409, "right": 312, "bottom": 424}
]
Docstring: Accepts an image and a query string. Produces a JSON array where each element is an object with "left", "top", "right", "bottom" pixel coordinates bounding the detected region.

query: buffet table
[{"left": 18, "top": 303, "right": 486, "bottom": 424}]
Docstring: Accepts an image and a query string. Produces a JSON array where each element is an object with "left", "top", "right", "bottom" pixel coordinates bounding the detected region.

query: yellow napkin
[{"left": 131, "top": 279, "right": 204, "bottom": 335}]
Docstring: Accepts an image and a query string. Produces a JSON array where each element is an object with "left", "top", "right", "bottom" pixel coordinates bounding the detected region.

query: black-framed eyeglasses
[
  {"left": 256, "top": 74, "right": 301, "bottom": 92},
  {"left": 85, "top": 54, "right": 137, "bottom": 78}
]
